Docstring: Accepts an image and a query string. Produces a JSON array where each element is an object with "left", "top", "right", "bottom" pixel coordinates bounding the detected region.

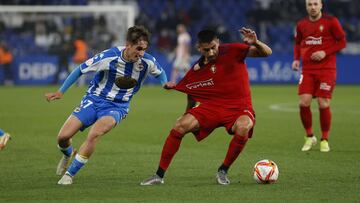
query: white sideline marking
[
  {"left": 269, "top": 103, "right": 360, "bottom": 114},
  {"left": 269, "top": 103, "right": 298, "bottom": 112}
]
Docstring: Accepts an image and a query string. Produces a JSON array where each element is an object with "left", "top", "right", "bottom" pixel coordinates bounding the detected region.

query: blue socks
[
  {"left": 66, "top": 154, "right": 88, "bottom": 177},
  {"left": 58, "top": 145, "right": 73, "bottom": 157},
  {"left": 0, "top": 129, "right": 4, "bottom": 136}
]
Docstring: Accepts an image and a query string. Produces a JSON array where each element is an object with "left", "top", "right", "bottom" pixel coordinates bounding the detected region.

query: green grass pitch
[{"left": 0, "top": 85, "right": 359, "bottom": 202}]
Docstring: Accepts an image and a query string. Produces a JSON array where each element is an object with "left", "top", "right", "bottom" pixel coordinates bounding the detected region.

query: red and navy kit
[{"left": 174, "top": 43, "right": 255, "bottom": 141}]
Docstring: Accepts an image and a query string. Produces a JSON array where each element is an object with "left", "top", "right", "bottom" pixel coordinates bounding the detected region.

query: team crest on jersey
[
  {"left": 193, "top": 63, "right": 201, "bottom": 71},
  {"left": 85, "top": 58, "right": 94, "bottom": 66},
  {"left": 319, "top": 25, "right": 324, "bottom": 32},
  {"left": 210, "top": 65, "right": 216, "bottom": 73}
]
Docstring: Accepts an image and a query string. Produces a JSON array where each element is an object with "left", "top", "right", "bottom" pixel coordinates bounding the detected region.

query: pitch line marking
[{"left": 269, "top": 103, "right": 360, "bottom": 114}]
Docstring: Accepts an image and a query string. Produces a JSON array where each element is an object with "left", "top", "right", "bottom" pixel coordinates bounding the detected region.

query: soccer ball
[{"left": 253, "top": 159, "right": 279, "bottom": 184}]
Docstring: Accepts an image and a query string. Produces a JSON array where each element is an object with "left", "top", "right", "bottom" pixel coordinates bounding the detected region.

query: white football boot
[
  {"left": 140, "top": 174, "right": 164, "bottom": 186},
  {"left": 56, "top": 149, "right": 77, "bottom": 175},
  {"left": 301, "top": 136, "right": 317, "bottom": 151},
  {"left": 58, "top": 173, "right": 73, "bottom": 185},
  {"left": 216, "top": 170, "right": 230, "bottom": 185}
]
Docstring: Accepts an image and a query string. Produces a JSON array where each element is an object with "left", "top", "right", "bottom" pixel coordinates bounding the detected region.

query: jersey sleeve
[
  {"left": 232, "top": 43, "right": 250, "bottom": 61},
  {"left": 79, "top": 47, "right": 119, "bottom": 73},
  {"left": 294, "top": 23, "right": 302, "bottom": 60},
  {"left": 331, "top": 17, "right": 346, "bottom": 41},
  {"left": 322, "top": 17, "right": 346, "bottom": 56},
  {"left": 144, "top": 53, "right": 163, "bottom": 77}
]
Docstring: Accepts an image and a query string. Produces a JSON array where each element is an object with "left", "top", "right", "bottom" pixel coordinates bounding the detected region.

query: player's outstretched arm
[
  {"left": 44, "top": 66, "right": 83, "bottom": 102},
  {"left": 239, "top": 27, "right": 272, "bottom": 57},
  {"left": 163, "top": 82, "right": 176, "bottom": 90},
  {"left": 45, "top": 92, "right": 63, "bottom": 102}
]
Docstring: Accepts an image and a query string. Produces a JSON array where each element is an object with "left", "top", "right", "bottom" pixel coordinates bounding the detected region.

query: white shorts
[{"left": 173, "top": 57, "right": 190, "bottom": 70}]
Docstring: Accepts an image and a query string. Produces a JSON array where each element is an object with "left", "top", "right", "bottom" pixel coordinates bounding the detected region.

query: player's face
[
  {"left": 198, "top": 39, "right": 219, "bottom": 62},
  {"left": 125, "top": 40, "right": 148, "bottom": 62},
  {"left": 306, "top": 0, "right": 322, "bottom": 19}
]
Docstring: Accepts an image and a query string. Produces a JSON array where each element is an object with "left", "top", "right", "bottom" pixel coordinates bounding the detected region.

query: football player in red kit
[
  {"left": 292, "top": 0, "right": 346, "bottom": 152},
  {"left": 141, "top": 27, "right": 272, "bottom": 185}
]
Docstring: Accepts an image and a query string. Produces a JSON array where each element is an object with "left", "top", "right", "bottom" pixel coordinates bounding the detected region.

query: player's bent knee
[
  {"left": 57, "top": 132, "right": 71, "bottom": 143},
  {"left": 173, "top": 120, "right": 187, "bottom": 134},
  {"left": 234, "top": 118, "right": 253, "bottom": 136},
  {"left": 173, "top": 122, "right": 187, "bottom": 135},
  {"left": 299, "top": 100, "right": 311, "bottom": 107},
  {"left": 318, "top": 98, "right": 330, "bottom": 108},
  {"left": 235, "top": 125, "right": 251, "bottom": 136}
]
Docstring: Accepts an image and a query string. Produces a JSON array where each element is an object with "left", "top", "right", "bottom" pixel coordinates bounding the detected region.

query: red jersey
[
  {"left": 175, "top": 43, "right": 252, "bottom": 108},
  {"left": 294, "top": 14, "right": 346, "bottom": 72}
]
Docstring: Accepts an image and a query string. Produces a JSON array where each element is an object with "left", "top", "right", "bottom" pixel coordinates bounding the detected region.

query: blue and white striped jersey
[{"left": 79, "top": 46, "right": 163, "bottom": 103}]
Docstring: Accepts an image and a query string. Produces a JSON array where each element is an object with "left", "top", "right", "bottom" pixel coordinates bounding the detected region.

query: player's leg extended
[
  {"left": 216, "top": 115, "right": 253, "bottom": 185},
  {"left": 141, "top": 113, "right": 200, "bottom": 185},
  {"left": 56, "top": 115, "right": 82, "bottom": 175},
  {"left": 299, "top": 94, "right": 317, "bottom": 151},
  {"left": 58, "top": 115, "right": 82, "bottom": 154},
  {"left": 299, "top": 94, "right": 314, "bottom": 136},
  {"left": 64, "top": 116, "right": 116, "bottom": 179},
  {"left": 317, "top": 97, "right": 331, "bottom": 152}
]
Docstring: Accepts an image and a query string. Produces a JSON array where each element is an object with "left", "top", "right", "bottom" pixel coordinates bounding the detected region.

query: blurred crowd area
[{"left": 0, "top": 0, "right": 359, "bottom": 65}]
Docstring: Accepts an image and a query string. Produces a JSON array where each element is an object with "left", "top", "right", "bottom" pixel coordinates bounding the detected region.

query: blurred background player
[
  {"left": 141, "top": 27, "right": 272, "bottom": 186},
  {"left": 69, "top": 35, "right": 90, "bottom": 86},
  {"left": 0, "top": 43, "right": 14, "bottom": 85},
  {"left": 292, "top": 0, "right": 346, "bottom": 152},
  {"left": 45, "top": 25, "right": 168, "bottom": 185},
  {"left": 0, "top": 128, "right": 11, "bottom": 150},
  {"left": 170, "top": 24, "right": 191, "bottom": 83}
]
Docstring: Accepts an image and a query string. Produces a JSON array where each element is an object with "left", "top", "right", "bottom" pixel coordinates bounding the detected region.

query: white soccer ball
[{"left": 253, "top": 159, "right": 279, "bottom": 184}]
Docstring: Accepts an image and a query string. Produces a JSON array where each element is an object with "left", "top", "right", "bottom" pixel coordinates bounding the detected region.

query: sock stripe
[{"left": 75, "top": 154, "right": 88, "bottom": 163}]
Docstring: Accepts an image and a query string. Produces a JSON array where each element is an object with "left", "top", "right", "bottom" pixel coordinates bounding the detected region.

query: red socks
[
  {"left": 223, "top": 134, "right": 248, "bottom": 167},
  {"left": 300, "top": 106, "right": 331, "bottom": 140},
  {"left": 159, "top": 129, "right": 184, "bottom": 171},
  {"left": 300, "top": 106, "right": 313, "bottom": 136},
  {"left": 320, "top": 107, "right": 331, "bottom": 140}
]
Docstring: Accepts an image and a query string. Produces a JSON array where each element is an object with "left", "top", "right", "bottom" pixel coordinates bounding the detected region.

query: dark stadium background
[{"left": 0, "top": 0, "right": 359, "bottom": 85}]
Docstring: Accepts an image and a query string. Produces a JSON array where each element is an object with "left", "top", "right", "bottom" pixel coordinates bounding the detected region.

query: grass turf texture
[{"left": 0, "top": 85, "right": 359, "bottom": 202}]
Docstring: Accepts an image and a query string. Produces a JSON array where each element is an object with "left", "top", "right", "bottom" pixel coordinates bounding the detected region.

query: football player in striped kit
[{"left": 45, "top": 25, "right": 168, "bottom": 185}]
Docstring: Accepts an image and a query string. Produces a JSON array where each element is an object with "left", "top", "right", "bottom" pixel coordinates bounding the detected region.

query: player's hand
[
  {"left": 239, "top": 27, "right": 258, "bottom": 45},
  {"left": 292, "top": 60, "right": 300, "bottom": 71},
  {"left": 163, "top": 82, "right": 176, "bottom": 90},
  {"left": 311, "top": 51, "right": 326, "bottom": 61},
  {"left": 45, "top": 92, "right": 63, "bottom": 102}
]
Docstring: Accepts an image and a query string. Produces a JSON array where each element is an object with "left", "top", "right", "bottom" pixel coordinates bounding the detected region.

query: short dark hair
[
  {"left": 126, "top": 25, "right": 150, "bottom": 44},
  {"left": 197, "top": 29, "right": 218, "bottom": 44}
]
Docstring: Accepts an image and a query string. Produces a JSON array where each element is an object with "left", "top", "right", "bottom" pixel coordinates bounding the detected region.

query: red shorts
[
  {"left": 186, "top": 104, "right": 255, "bottom": 142},
  {"left": 298, "top": 70, "right": 336, "bottom": 98}
]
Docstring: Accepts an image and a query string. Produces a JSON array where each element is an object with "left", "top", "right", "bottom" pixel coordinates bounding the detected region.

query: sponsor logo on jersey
[
  {"left": 186, "top": 78, "right": 214, "bottom": 89},
  {"left": 305, "top": 36, "right": 322, "bottom": 45},
  {"left": 320, "top": 82, "right": 331, "bottom": 91}
]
